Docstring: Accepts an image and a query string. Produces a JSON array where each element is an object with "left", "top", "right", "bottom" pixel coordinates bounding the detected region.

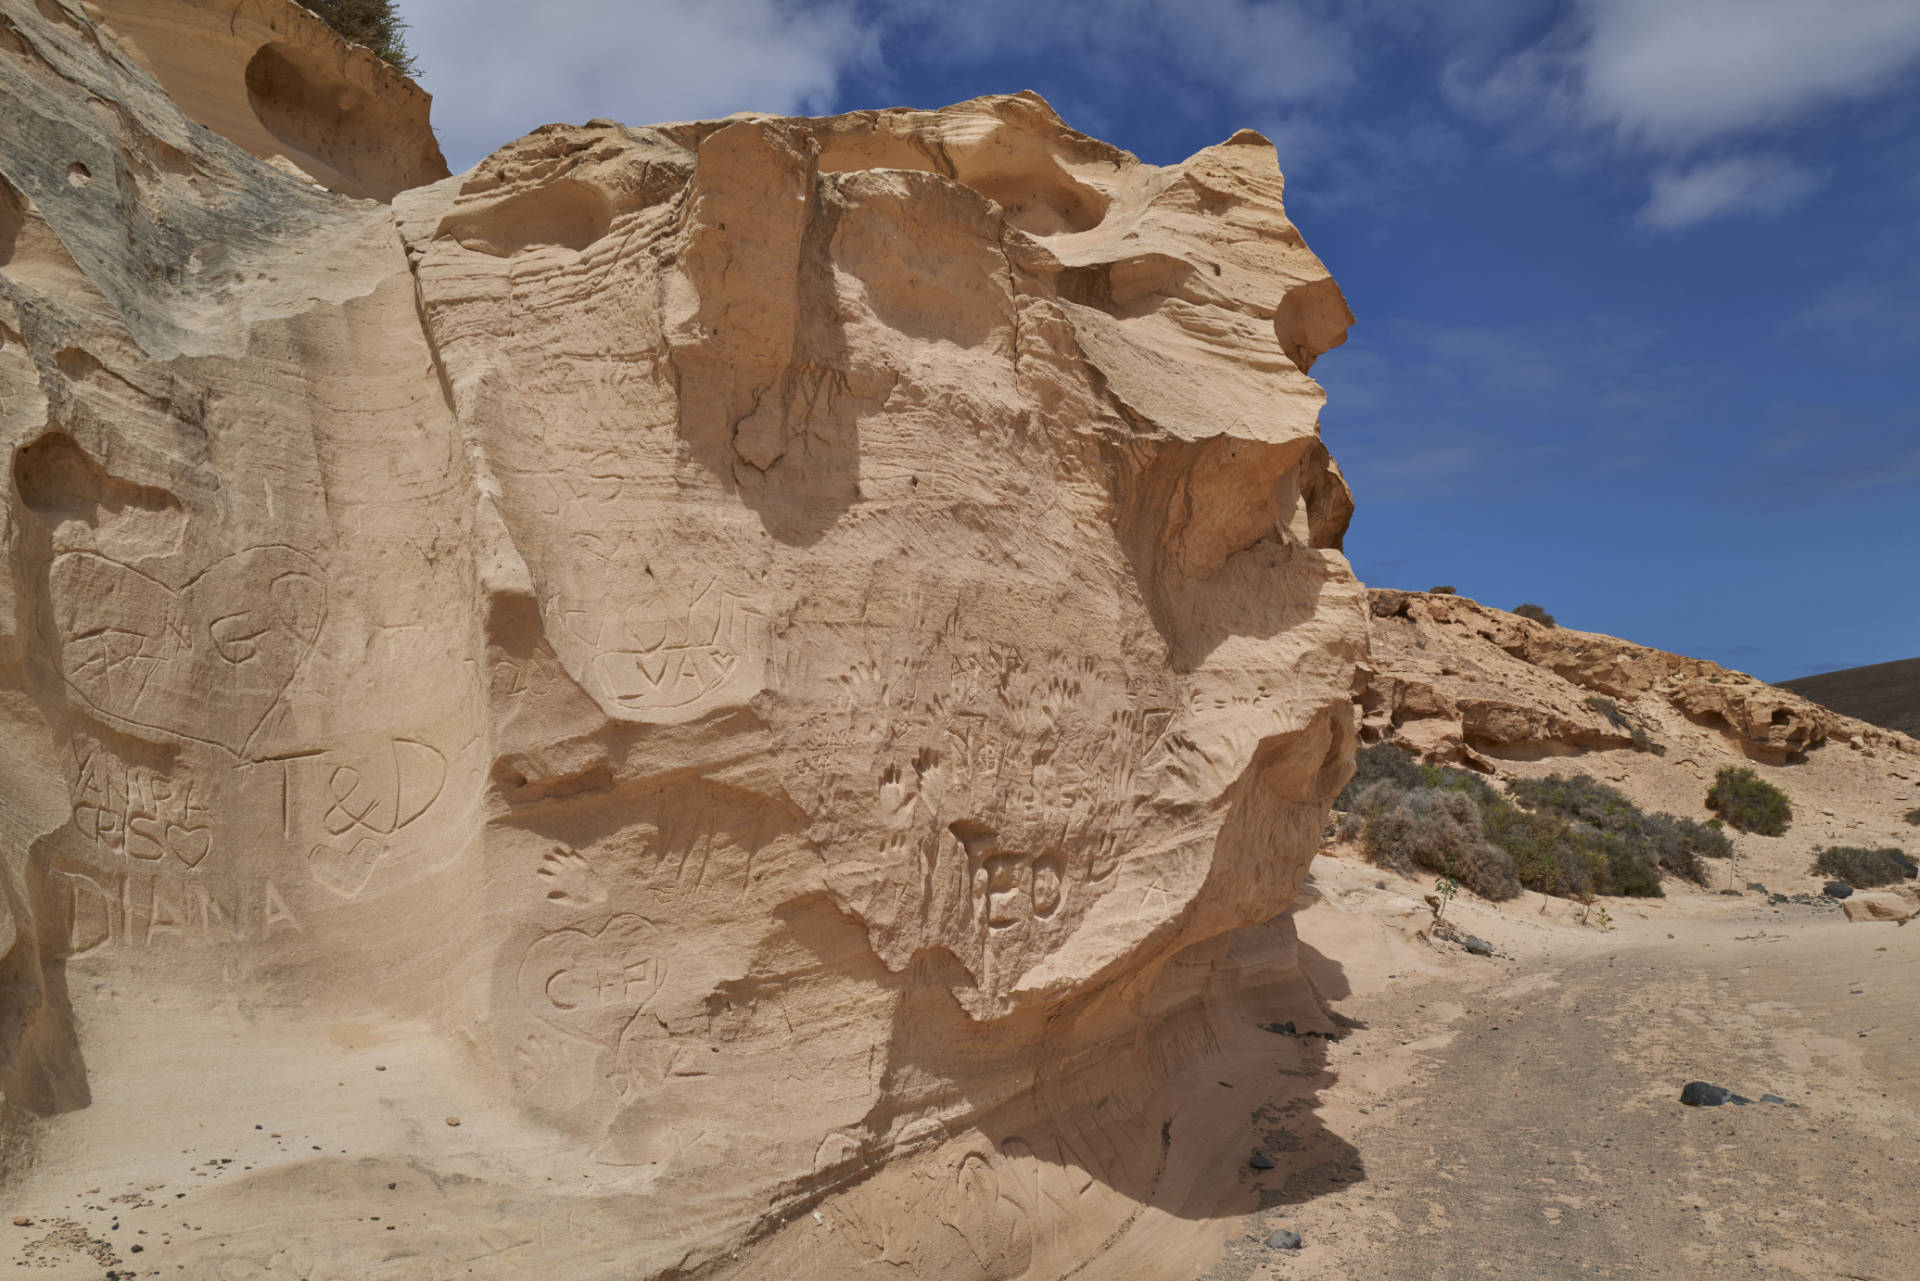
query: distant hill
[{"left": 1780, "top": 657, "right": 1920, "bottom": 740}]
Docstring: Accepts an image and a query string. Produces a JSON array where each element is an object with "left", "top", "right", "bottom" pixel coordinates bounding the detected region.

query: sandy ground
[
  {"left": 1198, "top": 851, "right": 1920, "bottom": 1281},
  {"left": 6, "top": 849, "right": 1913, "bottom": 1280}
]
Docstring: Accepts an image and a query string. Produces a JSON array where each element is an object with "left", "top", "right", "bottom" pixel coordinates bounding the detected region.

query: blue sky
[{"left": 400, "top": 0, "right": 1920, "bottom": 682}]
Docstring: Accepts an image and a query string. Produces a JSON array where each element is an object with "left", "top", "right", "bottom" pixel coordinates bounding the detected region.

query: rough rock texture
[
  {"left": 1361, "top": 589, "right": 1919, "bottom": 767},
  {"left": 1842, "top": 892, "right": 1912, "bottom": 923},
  {"left": 81, "top": 0, "right": 448, "bottom": 199},
  {"left": 0, "top": 4, "right": 1365, "bottom": 1276}
]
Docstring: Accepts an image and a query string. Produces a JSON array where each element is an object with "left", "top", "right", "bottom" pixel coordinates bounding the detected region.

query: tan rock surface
[
  {"left": 82, "top": 0, "right": 448, "bottom": 199},
  {"left": 1841, "top": 891, "right": 1912, "bottom": 923},
  {"left": 1, "top": 4, "right": 1366, "bottom": 1277}
]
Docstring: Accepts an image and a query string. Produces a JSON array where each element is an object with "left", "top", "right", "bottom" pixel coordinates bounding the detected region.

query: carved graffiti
[
  {"left": 48, "top": 545, "right": 326, "bottom": 755},
  {"left": 516, "top": 914, "right": 668, "bottom": 1050},
  {"left": 246, "top": 737, "right": 449, "bottom": 899},
  {"left": 54, "top": 865, "right": 302, "bottom": 956},
  {"left": 541, "top": 580, "right": 769, "bottom": 718},
  {"left": 67, "top": 737, "right": 213, "bottom": 868},
  {"left": 793, "top": 638, "right": 1163, "bottom": 994}
]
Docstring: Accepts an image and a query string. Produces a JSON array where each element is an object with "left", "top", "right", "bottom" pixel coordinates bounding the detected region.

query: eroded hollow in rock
[
  {"left": 13, "top": 430, "right": 182, "bottom": 545},
  {"left": 246, "top": 41, "right": 413, "bottom": 200},
  {"left": 436, "top": 178, "right": 615, "bottom": 256}
]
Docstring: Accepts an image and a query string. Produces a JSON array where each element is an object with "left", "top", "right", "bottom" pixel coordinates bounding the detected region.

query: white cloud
[
  {"left": 1449, "top": 0, "right": 1920, "bottom": 153},
  {"left": 405, "top": 0, "right": 877, "bottom": 169},
  {"left": 1440, "top": 0, "right": 1920, "bottom": 226},
  {"left": 1580, "top": 0, "right": 1920, "bottom": 152},
  {"left": 1637, "top": 154, "right": 1820, "bottom": 229}
]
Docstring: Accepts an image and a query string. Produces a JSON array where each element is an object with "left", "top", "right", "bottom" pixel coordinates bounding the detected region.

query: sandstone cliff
[{"left": 0, "top": 2, "right": 1364, "bottom": 1276}]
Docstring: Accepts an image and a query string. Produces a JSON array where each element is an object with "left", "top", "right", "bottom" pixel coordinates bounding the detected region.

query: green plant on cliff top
[
  {"left": 308, "top": 0, "right": 418, "bottom": 75},
  {"left": 1514, "top": 603, "right": 1557, "bottom": 626}
]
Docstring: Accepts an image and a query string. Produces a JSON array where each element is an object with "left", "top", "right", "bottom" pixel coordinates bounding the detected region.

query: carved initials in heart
[{"left": 50, "top": 546, "right": 326, "bottom": 756}]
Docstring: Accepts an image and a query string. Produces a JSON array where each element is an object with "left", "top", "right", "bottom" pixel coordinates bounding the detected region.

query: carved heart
[
  {"left": 517, "top": 914, "right": 666, "bottom": 1049},
  {"left": 309, "top": 836, "right": 383, "bottom": 900},
  {"left": 50, "top": 546, "right": 326, "bottom": 756}
]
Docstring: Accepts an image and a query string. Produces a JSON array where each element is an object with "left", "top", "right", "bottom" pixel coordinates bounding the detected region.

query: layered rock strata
[
  {"left": 1362, "top": 589, "right": 1919, "bottom": 765},
  {"left": 0, "top": 2, "right": 1365, "bottom": 1276}
]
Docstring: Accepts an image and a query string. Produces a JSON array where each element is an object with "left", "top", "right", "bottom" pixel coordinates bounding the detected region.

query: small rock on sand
[
  {"left": 1250, "top": 1152, "right": 1275, "bottom": 1170},
  {"left": 1266, "top": 1229, "right": 1303, "bottom": 1249},
  {"left": 1823, "top": 881, "right": 1854, "bottom": 899}
]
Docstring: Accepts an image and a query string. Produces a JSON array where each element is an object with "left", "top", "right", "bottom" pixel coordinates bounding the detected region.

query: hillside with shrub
[{"left": 1347, "top": 589, "right": 1920, "bottom": 904}]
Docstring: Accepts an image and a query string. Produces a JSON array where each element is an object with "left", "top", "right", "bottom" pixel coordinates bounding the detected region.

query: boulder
[{"left": 1842, "top": 893, "right": 1912, "bottom": 923}]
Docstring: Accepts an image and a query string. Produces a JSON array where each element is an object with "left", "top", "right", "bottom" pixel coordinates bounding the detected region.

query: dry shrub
[
  {"left": 1812, "top": 846, "right": 1914, "bottom": 888},
  {"left": 1359, "top": 786, "right": 1521, "bottom": 901}
]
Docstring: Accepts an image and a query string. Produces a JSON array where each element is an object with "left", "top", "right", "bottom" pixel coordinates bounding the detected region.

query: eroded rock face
[
  {"left": 1361, "top": 589, "right": 1919, "bottom": 765},
  {"left": 83, "top": 0, "right": 448, "bottom": 199},
  {"left": 1, "top": 4, "right": 1364, "bottom": 1275}
]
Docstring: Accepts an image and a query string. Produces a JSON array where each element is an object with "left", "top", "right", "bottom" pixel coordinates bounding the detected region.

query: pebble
[
  {"left": 1823, "top": 881, "right": 1854, "bottom": 899},
  {"left": 12, "top": 1216, "right": 29, "bottom": 1227},
  {"left": 1680, "top": 1081, "right": 1754, "bottom": 1107},
  {"left": 1464, "top": 936, "right": 1493, "bottom": 956},
  {"left": 444, "top": 1117, "right": 461, "bottom": 1127},
  {"left": 1266, "top": 1229, "right": 1303, "bottom": 1250},
  {"left": 1249, "top": 1152, "right": 1275, "bottom": 1170}
]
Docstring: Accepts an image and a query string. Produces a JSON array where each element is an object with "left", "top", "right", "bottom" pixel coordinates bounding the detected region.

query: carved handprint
[{"left": 537, "top": 845, "right": 607, "bottom": 907}]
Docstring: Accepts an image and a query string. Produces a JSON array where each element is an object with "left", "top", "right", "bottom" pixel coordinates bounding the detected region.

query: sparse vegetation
[
  {"left": 1905, "top": 807, "right": 1920, "bottom": 826},
  {"left": 1582, "top": 694, "right": 1664, "bottom": 754},
  {"left": 1584, "top": 695, "right": 1630, "bottom": 731},
  {"left": 1345, "top": 781, "right": 1522, "bottom": 902},
  {"left": 1428, "top": 585, "right": 1457, "bottom": 595},
  {"left": 1335, "top": 745, "right": 1722, "bottom": 902},
  {"left": 1811, "top": 845, "right": 1914, "bottom": 889},
  {"left": 1433, "top": 855, "right": 1461, "bottom": 918},
  {"left": 1514, "top": 603, "right": 1557, "bottom": 626},
  {"left": 307, "top": 0, "right": 418, "bottom": 75},
  {"left": 1705, "top": 766, "right": 1792, "bottom": 836}
]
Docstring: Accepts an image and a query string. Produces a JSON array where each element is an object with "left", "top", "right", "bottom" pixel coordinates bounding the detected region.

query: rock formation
[
  {"left": 1360, "top": 588, "right": 1919, "bottom": 768},
  {"left": 0, "top": 1, "right": 1365, "bottom": 1275}
]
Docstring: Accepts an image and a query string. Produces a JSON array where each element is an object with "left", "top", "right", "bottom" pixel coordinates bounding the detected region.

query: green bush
[
  {"left": 1508, "top": 774, "right": 1718, "bottom": 886},
  {"left": 1514, "top": 603, "right": 1557, "bottom": 626},
  {"left": 1334, "top": 751, "right": 1709, "bottom": 900},
  {"left": 308, "top": 0, "right": 418, "bottom": 74},
  {"left": 1628, "top": 724, "right": 1666, "bottom": 756},
  {"left": 1811, "top": 846, "right": 1912, "bottom": 888},
  {"left": 1706, "top": 766, "right": 1792, "bottom": 836}
]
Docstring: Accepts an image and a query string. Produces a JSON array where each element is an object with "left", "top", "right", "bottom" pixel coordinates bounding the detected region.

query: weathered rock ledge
[{"left": 1362, "top": 588, "right": 1919, "bottom": 766}]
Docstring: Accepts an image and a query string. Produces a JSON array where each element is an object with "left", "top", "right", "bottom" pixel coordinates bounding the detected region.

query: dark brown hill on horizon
[{"left": 1781, "top": 657, "right": 1920, "bottom": 740}]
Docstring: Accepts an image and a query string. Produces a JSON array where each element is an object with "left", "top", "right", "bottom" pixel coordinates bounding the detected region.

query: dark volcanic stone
[
  {"left": 1681, "top": 1081, "right": 1732, "bottom": 1107},
  {"left": 1823, "top": 881, "right": 1854, "bottom": 899},
  {"left": 1250, "top": 1151, "right": 1275, "bottom": 1170}
]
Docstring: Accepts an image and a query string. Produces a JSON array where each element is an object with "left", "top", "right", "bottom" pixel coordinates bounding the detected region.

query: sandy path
[{"left": 1199, "top": 862, "right": 1920, "bottom": 1281}]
